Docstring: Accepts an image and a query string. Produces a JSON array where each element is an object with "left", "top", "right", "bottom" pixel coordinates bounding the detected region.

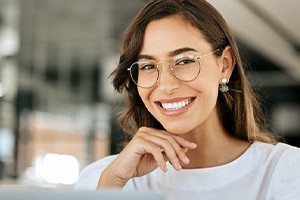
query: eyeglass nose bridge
[{"left": 156, "top": 60, "right": 177, "bottom": 78}]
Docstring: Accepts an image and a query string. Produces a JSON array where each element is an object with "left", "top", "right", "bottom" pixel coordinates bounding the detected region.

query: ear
[{"left": 218, "top": 45, "right": 235, "bottom": 83}]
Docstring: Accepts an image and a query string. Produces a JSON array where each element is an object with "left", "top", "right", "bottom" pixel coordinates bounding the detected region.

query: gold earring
[{"left": 219, "top": 78, "right": 229, "bottom": 93}]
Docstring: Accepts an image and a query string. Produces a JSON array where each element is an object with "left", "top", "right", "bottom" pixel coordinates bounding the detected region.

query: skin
[{"left": 98, "top": 15, "right": 251, "bottom": 188}]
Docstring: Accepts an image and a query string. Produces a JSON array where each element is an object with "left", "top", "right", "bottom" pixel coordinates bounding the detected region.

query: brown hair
[{"left": 110, "top": 0, "right": 278, "bottom": 144}]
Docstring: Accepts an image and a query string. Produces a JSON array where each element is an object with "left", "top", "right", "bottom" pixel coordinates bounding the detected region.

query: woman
[{"left": 75, "top": 0, "right": 300, "bottom": 199}]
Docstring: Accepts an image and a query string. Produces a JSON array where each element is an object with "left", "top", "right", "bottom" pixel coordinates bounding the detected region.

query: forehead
[{"left": 139, "top": 15, "right": 210, "bottom": 57}]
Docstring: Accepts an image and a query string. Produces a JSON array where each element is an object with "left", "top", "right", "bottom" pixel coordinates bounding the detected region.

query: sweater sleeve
[
  {"left": 74, "top": 155, "right": 118, "bottom": 190},
  {"left": 275, "top": 145, "right": 300, "bottom": 199}
]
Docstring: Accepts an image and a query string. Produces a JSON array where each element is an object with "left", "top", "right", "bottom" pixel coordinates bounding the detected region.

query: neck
[{"left": 181, "top": 109, "right": 251, "bottom": 169}]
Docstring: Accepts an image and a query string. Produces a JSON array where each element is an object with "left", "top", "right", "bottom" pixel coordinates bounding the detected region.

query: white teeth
[{"left": 161, "top": 99, "right": 192, "bottom": 110}]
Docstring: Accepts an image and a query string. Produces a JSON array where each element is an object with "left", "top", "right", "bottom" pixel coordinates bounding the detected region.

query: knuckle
[
  {"left": 166, "top": 135, "right": 178, "bottom": 145},
  {"left": 153, "top": 145, "right": 162, "bottom": 152},
  {"left": 133, "top": 135, "right": 144, "bottom": 144},
  {"left": 164, "top": 134, "right": 173, "bottom": 141},
  {"left": 138, "top": 126, "right": 149, "bottom": 132}
]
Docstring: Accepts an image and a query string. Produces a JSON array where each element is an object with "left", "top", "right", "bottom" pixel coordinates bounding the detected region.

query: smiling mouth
[{"left": 159, "top": 98, "right": 193, "bottom": 111}]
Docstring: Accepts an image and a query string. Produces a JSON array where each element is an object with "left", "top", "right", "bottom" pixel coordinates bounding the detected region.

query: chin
[{"left": 163, "top": 125, "right": 190, "bottom": 135}]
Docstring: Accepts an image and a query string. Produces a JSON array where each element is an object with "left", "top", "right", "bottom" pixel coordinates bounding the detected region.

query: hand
[{"left": 97, "top": 127, "right": 197, "bottom": 188}]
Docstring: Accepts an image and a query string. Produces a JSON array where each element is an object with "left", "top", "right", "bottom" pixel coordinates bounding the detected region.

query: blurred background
[{"left": 0, "top": 0, "right": 299, "bottom": 188}]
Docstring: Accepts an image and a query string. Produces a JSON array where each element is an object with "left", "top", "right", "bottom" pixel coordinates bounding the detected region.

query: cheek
[
  {"left": 199, "top": 62, "right": 221, "bottom": 88},
  {"left": 190, "top": 64, "right": 221, "bottom": 103},
  {"left": 137, "top": 88, "right": 146, "bottom": 100},
  {"left": 138, "top": 88, "right": 152, "bottom": 107},
  {"left": 191, "top": 71, "right": 220, "bottom": 92},
  {"left": 138, "top": 89, "right": 157, "bottom": 118}
]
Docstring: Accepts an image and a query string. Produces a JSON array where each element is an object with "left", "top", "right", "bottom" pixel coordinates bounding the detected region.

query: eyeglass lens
[{"left": 129, "top": 54, "right": 200, "bottom": 88}]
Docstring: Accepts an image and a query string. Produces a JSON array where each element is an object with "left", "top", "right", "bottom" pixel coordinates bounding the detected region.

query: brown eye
[
  {"left": 140, "top": 64, "right": 157, "bottom": 71},
  {"left": 176, "top": 59, "right": 195, "bottom": 66}
]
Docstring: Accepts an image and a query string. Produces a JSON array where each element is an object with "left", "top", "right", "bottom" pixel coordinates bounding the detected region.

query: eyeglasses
[{"left": 127, "top": 49, "right": 220, "bottom": 88}]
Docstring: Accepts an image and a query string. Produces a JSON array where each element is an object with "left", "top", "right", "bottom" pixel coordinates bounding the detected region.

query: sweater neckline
[{"left": 158, "top": 141, "right": 269, "bottom": 190}]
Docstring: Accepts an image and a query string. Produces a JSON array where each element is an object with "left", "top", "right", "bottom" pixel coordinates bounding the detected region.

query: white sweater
[{"left": 75, "top": 142, "right": 300, "bottom": 200}]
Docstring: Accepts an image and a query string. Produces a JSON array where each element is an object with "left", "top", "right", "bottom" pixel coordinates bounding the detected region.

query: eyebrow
[{"left": 137, "top": 47, "right": 198, "bottom": 60}]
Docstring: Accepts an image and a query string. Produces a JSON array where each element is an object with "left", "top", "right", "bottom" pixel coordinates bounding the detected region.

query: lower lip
[{"left": 156, "top": 99, "right": 195, "bottom": 116}]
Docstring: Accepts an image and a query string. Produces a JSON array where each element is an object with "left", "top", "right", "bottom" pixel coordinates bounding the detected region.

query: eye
[
  {"left": 140, "top": 63, "right": 157, "bottom": 71},
  {"left": 174, "top": 55, "right": 196, "bottom": 66},
  {"left": 176, "top": 59, "right": 195, "bottom": 65}
]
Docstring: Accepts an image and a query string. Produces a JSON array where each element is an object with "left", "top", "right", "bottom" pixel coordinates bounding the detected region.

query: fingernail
[
  {"left": 164, "top": 165, "right": 168, "bottom": 172},
  {"left": 183, "top": 156, "right": 190, "bottom": 164},
  {"left": 176, "top": 162, "right": 182, "bottom": 170},
  {"left": 190, "top": 143, "right": 197, "bottom": 148}
]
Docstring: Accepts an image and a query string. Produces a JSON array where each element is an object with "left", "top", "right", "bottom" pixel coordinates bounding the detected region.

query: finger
[
  {"left": 166, "top": 134, "right": 197, "bottom": 149},
  {"left": 148, "top": 127, "right": 197, "bottom": 149},
  {"left": 136, "top": 127, "right": 195, "bottom": 167},
  {"left": 136, "top": 140, "right": 168, "bottom": 172},
  {"left": 144, "top": 130, "right": 194, "bottom": 165},
  {"left": 141, "top": 134, "right": 185, "bottom": 170},
  {"left": 160, "top": 135, "right": 192, "bottom": 165}
]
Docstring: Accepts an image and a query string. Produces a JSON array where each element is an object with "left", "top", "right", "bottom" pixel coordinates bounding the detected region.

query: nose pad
[{"left": 157, "top": 61, "right": 180, "bottom": 92}]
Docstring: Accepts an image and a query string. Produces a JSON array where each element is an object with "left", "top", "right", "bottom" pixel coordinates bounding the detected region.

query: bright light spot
[
  {"left": 29, "top": 153, "right": 80, "bottom": 185},
  {"left": 0, "top": 28, "right": 19, "bottom": 56},
  {"left": 42, "top": 153, "right": 79, "bottom": 185},
  {"left": 0, "top": 128, "right": 14, "bottom": 159}
]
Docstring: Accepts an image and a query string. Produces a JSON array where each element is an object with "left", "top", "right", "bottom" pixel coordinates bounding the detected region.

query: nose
[{"left": 157, "top": 62, "right": 180, "bottom": 93}]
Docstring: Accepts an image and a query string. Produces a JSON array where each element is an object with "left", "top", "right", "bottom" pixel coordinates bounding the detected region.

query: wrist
[{"left": 97, "top": 167, "right": 129, "bottom": 188}]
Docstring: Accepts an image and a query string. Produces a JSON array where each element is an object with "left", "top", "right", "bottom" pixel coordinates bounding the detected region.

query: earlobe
[{"left": 219, "top": 46, "right": 235, "bottom": 80}]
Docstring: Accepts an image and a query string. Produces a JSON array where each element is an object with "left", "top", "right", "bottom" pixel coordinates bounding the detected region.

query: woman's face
[{"left": 137, "top": 15, "right": 225, "bottom": 135}]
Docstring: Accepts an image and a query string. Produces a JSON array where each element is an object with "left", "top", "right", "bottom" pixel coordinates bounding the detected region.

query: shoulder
[
  {"left": 273, "top": 143, "right": 300, "bottom": 181},
  {"left": 244, "top": 142, "right": 300, "bottom": 198},
  {"left": 260, "top": 142, "right": 300, "bottom": 198},
  {"left": 276, "top": 142, "right": 300, "bottom": 158},
  {"left": 266, "top": 142, "right": 300, "bottom": 164},
  {"left": 250, "top": 141, "right": 299, "bottom": 160},
  {"left": 74, "top": 155, "right": 118, "bottom": 190},
  {"left": 250, "top": 141, "right": 300, "bottom": 166}
]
